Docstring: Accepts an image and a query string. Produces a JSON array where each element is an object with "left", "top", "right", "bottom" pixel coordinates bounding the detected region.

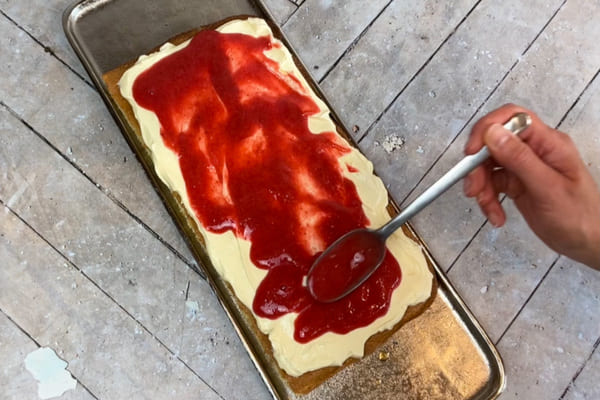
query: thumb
[{"left": 484, "top": 123, "right": 559, "bottom": 190}]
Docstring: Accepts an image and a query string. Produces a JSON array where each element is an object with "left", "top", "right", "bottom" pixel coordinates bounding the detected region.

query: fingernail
[
  {"left": 486, "top": 124, "right": 511, "bottom": 148},
  {"left": 488, "top": 211, "right": 502, "bottom": 227}
]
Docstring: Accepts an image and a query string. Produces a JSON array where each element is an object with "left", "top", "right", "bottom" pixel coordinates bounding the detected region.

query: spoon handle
[{"left": 378, "top": 112, "right": 532, "bottom": 239}]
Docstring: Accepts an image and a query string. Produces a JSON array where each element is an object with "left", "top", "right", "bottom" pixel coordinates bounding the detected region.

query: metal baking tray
[{"left": 63, "top": 0, "right": 505, "bottom": 398}]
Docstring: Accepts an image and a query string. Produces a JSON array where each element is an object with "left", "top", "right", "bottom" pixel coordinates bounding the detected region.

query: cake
[{"left": 104, "top": 16, "right": 435, "bottom": 393}]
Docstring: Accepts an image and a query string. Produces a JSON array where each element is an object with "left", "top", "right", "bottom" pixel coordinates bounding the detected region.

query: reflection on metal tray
[{"left": 63, "top": 0, "right": 505, "bottom": 398}]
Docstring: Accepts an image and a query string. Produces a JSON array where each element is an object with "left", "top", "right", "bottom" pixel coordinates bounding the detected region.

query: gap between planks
[
  {"left": 391, "top": 0, "right": 568, "bottom": 208},
  {"left": 0, "top": 9, "right": 93, "bottom": 89},
  {"left": 444, "top": 65, "right": 600, "bottom": 397},
  {"left": 0, "top": 15, "right": 202, "bottom": 276},
  {"left": 315, "top": 0, "right": 395, "bottom": 85},
  {"left": 445, "top": 65, "right": 600, "bottom": 277},
  {"left": 0, "top": 198, "right": 226, "bottom": 400},
  {"left": 0, "top": 7, "right": 205, "bottom": 279},
  {"left": 352, "top": 0, "right": 485, "bottom": 145},
  {"left": 0, "top": 306, "right": 100, "bottom": 400},
  {"left": 559, "top": 336, "right": 600, "bottom": 399}
]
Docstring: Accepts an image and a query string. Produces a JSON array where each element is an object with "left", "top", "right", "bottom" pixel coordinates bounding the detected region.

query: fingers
[
  {"left": 464, "top": 162, "right": 509, "bottom": 227},
  {"left": 466, "top": 104, "right": 581, "bottom": 179},
  {"left": 463, "top": 163, "right": 487, "bottom": 197},
  {"left": 490, "top": 168, "right": 524, "bottom": 199},
  {"left": 475, "top": 168, "right": 506, "bottom": 227},
  {"left": 465, "top": 103, "right": 534, "bottom": 155},
  {"left": 483, "top": 123, "right": 561, "bottom": 193},
  {"left": 463, "top": 103, "right": 582, "bottom": 228},
  {"left": 463, "top": 165, "right": 523, "bottom": 226},
  {"left": 529, "top": 129, "right": 583, "bottom": 180}
]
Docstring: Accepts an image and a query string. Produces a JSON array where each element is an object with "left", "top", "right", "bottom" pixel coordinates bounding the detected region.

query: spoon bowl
[
  {"left": 306, "top": 228, "right": 386, "bottom": 303},
  {"left": 307, "top": 112, "right": 532, "bottom": 303}
]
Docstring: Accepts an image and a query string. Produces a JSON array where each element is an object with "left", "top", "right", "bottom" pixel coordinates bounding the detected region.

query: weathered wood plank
[
  {"left": 0, "top": 0, "right": 89, "bottom": 80},
  {"left": 0, "top": 210, "right": 221, "bottom": 399},
  {"left": 396, "top": 0, "right": 600, "bottom": 272},
  {"left": 549, "top": 70, "right": 600, "bottom": 400},
  {"left": 347, "top": 1, "right": 600, "bottom": 395},
  {"left": 0, "top": 311, "right": 39, "bottom": 399},
  {"left": 282, "top": 0, "right": 390, "bottom": 81},
  {"left": 321, "top": 0, "right": 478, "bottom": 138},
  {"left": 438, "top": 5, "right": 600, "bottom": 395},
  {"left": 0, "top": 12, "right": 195, "bottom": 267},
  {"left": 0, "top": 105, "right": 269, "bottom": 398},
  {"left": 440, "top": 65, "right": 600, "bottom": 398},
  {"left": 446, "top": 201, "right": 558, "bottom": 342},
  {"left": 0, "top": 311, "right": 97, "bottom": 400},
  {"left": 561, "top": 345, "right": 600, "bottom": 400},
  {"left": 358, "top": 0, "right": 566, "bottom": 206},
  {"left": 262, "top": 0, "right": 297, "bottom": 25},
  {"left": 496, "top": 257, "right": 600, "bottom": 399},
  {"left": 438, "top": 3, "right": 600, "bottom": 338},
  {"left": 561, "top": 68, "right": 600, "bottom": 186}
]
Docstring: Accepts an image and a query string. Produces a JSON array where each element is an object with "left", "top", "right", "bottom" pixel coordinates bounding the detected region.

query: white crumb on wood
[{"left": 381, "top": 135, "right": 405, "bottom": 154}]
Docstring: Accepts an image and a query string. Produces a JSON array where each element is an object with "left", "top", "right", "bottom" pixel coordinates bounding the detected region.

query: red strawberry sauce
[{"left": 132, "top": 28, "right": 401, "bottom": 343}]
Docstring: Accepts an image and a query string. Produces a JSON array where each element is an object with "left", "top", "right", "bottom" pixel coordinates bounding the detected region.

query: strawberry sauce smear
[{"left": 132, "top": 29, "right": 402, "bottom": 343}]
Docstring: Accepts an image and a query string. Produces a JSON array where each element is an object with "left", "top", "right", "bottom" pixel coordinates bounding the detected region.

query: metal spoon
[{"left": 306, "top": 112, "right": 532, "bottom": 303}]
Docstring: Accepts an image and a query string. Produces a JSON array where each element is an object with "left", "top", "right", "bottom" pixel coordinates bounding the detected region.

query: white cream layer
[{"left": 119, "top": 17, "right": 433, "bottom": 377}]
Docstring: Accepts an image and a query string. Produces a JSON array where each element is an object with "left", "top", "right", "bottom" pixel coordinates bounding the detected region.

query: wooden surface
[{"left": 1, "top": 0, "right": 599, "bottom": 399}]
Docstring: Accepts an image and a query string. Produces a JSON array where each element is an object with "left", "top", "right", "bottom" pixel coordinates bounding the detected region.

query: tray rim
[{"left": 62, "top": 1, "right": 506, "bottom": 398}]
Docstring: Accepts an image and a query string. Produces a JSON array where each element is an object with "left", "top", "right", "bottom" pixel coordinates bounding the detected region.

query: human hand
[{"left": 463, "top": 104, "right": 600, "bottom": 270}]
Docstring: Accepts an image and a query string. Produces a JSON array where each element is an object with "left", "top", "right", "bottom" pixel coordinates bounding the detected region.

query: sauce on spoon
[{"left": 307, "top": 230, "right": 385, "bottom": 303}]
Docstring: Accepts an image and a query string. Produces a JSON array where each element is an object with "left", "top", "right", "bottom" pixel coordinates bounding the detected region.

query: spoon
[{"left": 306, "top": 112, "right": 532, "bottom": 303}]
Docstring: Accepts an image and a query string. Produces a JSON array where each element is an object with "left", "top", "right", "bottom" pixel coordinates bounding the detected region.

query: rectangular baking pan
[{"left": 63, "top": 1, "right": 505, "bottom": 398}]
